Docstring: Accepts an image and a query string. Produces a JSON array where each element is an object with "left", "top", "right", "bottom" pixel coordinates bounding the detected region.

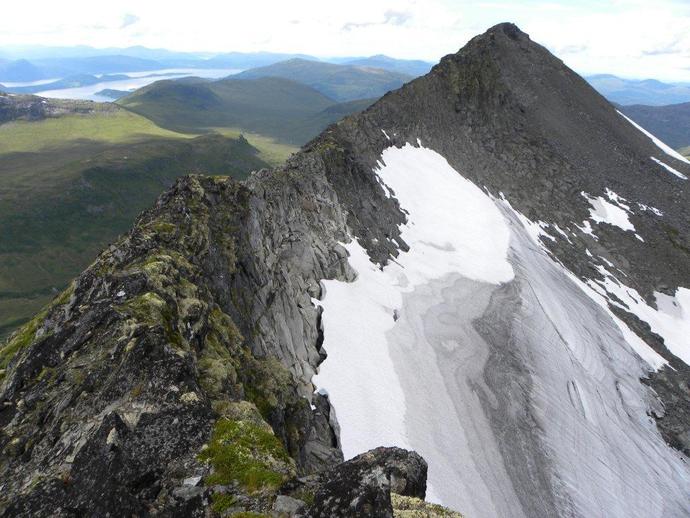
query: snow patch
[
  {"left": 500, "top": 200, "right": 666, "bottom": 370},
  {"left": 575, "top": 219, "right": 598, "bottom": 240},
  {"left": 650, "top": 157, "right": 688, "bottom": 180},
  {"left": 537, "top": 221, "right": 556, "bottom": 241},
  {"left": 618, "top": 110, "right": 690, "bottom": 165},
  {"left": 582, "top": 192, "right": 635, "bottom": 232},
  {"left": 313, "top": 144, "right": 689, "bottom": 514},
  {"left": 552, "top": 224, "right": 573, "bottom": 244},
  {"left": 590, "top": 267, "right": 690, "bottom": 366},
  {"left": 604, "top": 188, "right": 631, "bottom": 211},
  {"left": 637, "top": 203, "right": 663, "bottom": 216}
]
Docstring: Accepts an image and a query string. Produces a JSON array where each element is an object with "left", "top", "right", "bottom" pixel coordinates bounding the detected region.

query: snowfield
[{"left": 313, "top": 143, "right": 690, "bottom": 518}]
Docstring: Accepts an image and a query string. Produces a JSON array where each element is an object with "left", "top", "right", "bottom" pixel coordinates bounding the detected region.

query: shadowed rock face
[{"left": 1, "top": 22, "right": 689, "bottom": 517}]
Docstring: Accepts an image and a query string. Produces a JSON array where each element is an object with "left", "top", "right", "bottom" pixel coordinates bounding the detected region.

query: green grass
[
  {"left": 199, "top": 418, "right": 291, "bottom": 492},
  {"left": 0, "top": 284, "right": 72, "bottom": 379},
  {"left": 679, "top": 146, "right": 690, "bottom": 159},
  {"left": 391, "top": 494, "right": 464, "bottom": 517},
  {"left": 211, "top": 493, "right": 237, "bottom": 513},
  {"left": 0, "top": 110, "right": 189, "bottom": 155}
]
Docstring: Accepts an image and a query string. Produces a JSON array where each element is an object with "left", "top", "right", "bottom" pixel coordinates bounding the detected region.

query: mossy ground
[
  {"left": 211, "top": 493, "right": 237, "bottom": 513},
  {"left": 199, "top": 418, "right": 293, "bottom": 492}
]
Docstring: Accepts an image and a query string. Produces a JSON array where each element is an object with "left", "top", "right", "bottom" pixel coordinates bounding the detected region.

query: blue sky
[{"left": 1, "top": 0, "right": 690, "bottom": 81}]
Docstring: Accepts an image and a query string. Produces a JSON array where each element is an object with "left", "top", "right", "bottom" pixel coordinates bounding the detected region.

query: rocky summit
[{"left": 1, "top": 23, "right": 689, "bottom": 518}]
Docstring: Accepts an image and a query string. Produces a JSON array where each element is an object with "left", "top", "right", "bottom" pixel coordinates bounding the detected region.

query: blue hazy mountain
[
  {"left": 233, "top": 58, "right": 413, "bottom": 101},
  {"left": 586, "top": 74, "right": 690, "bottom": 106},
  {"left": 334, "top": 54, "right": 433, "bottom": 76}
]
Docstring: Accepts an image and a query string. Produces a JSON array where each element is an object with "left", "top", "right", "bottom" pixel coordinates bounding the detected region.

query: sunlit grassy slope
[{"left": 0, "top": 110, "right": 189, "bottom": 154}]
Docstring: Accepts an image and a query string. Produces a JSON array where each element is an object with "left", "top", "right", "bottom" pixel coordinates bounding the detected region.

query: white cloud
[
  {"left": 0, "top": 0, "right": 688, "bottom": 81},
  {"left": 120, "top": 13, "right": 140, "bottom": 29}
]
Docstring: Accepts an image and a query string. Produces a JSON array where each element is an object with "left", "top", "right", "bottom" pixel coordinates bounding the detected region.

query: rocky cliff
[{"left": 1, "top": 23, "right": 689, "bottom": 518}]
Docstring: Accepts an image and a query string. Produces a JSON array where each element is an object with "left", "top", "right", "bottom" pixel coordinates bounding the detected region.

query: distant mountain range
[
  {"left": 0, "top": 45, "right": 434, "bottom": 85},
  {"left": 586, "top": 74, "right": 690, "bottom": 106},
  {"left": 330, "top": 54, "right": 432, "bottom": 76},
  {"left": 232, "top": 58, "right": 413, "bottom": 101},
  {"left": 0, "top": 56, "right": 165, "bottom": 82}
]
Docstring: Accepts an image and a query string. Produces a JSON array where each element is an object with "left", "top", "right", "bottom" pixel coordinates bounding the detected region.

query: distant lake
[
  {"left": 1, "top": 78, "right": 61, "bottom": 87},
  {"left": 35, "top": 68, "right": 242, "bottom": 102}
]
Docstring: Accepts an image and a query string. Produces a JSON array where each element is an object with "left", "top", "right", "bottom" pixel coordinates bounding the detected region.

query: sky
[{"left": 1, "top": 0, "right": 690, "bottom": 81}]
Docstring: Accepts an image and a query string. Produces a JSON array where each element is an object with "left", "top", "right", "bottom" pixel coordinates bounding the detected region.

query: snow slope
[{"left": 313, "top": 143, "right": 690, "bottom": 518}]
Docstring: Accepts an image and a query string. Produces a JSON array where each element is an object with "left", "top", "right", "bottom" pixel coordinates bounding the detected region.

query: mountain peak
[{"left": 487, "top": 21, "right": 528, "bottom": 40}]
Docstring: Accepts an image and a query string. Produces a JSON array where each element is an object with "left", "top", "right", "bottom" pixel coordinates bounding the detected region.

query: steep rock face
[{"left": 1, "top": 22, "right": 689, "bottom": 517}]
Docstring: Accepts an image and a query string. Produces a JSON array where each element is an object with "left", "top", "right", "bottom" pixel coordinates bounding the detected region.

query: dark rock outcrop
[{"left": 305, "top": 447, "right": 427, "bottom": 518}]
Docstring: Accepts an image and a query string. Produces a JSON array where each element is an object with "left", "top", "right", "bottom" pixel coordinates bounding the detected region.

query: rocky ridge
[{"left": 1, "top": 22, "right": 689, "bottom": 517}]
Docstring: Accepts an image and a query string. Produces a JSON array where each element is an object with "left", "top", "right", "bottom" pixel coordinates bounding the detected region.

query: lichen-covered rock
[{"left": 391, "top": 494, "right": 463, "bottom": 518}]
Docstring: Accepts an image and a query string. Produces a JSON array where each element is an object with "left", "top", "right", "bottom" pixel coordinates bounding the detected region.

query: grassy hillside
[
  {"left": 618, "top": 102, "right": 690, "bottom": 150},
  {"left": 119, "top": 76, "right": 370, "bottom": 146},
  {"left": 0, "top": 106, "right": 268, "bottom": 339},
  {"left": 0, "top": 109, "right": 186, "bottom": 154},
  {"left": 234, "top": 58, "right": 412, "bottom": 102}
]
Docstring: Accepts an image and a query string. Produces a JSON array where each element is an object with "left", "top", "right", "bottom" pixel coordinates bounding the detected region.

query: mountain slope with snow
[{"left": 1, "top": 23, "right": 689, "bottom": 517}]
